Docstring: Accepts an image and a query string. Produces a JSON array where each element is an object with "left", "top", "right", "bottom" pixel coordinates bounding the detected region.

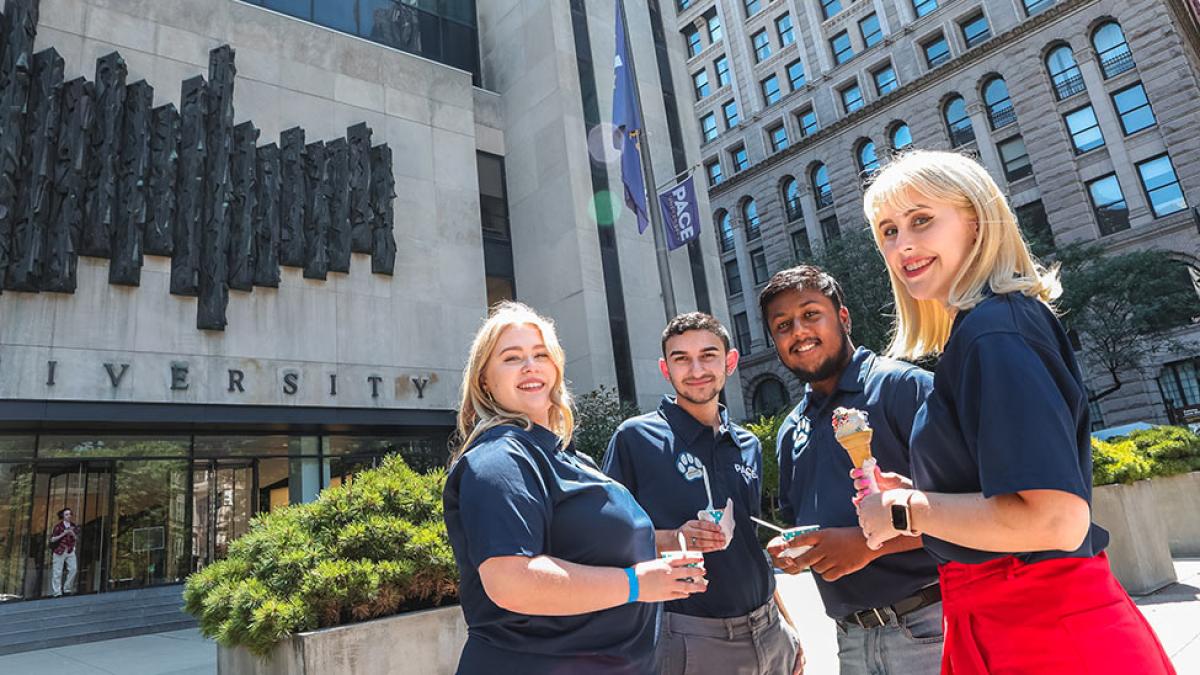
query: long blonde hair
[
  {"left": 862, "top": 150, "right": 1060, "bottom": 360},
  {"left": 453, "top": 301, "right": 575, "bottom": 460}
]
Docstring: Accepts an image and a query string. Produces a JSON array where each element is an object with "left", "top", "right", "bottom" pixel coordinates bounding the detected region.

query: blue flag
[
  {"left": 657, "top": 174, "right": 701, "bottom": 251},
  {"left": 612, "top": 1, "right": 649, "bottom": 234}
]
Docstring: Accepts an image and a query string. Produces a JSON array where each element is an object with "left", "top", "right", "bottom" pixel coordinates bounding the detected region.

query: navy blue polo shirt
[
  {"left": 602, "top": 396, "right": 774, "bottom": 619},
  {"left": 777, "top": 347, "right": 940, "bottom": 619},
  {"left": 910, "top": 291, "right": 1109, "bottom": 565},
  {"left": 443, "top": 423, "right": 658, "bottom": 675}
]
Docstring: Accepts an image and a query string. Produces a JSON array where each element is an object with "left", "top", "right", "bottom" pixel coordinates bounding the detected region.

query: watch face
[{"left": 891, "top": 503, "right": 909, "bottom": 533}]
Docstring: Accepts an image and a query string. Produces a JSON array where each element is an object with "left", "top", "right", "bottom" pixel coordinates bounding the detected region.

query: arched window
[
  {"left": 890, "top": 122, "right": 912, "bottom": 150},
  {"left": 811, "top": 164, "right": 833, "bottom": 208},
  {"left": 856, "top": 139, "right": 879, "bottom": 174},
  {"left": 982, "top": 76, "right": 1015, "bottom": 129},
  {"left": 717, "top": 210, "right": 734, "bottom": 252},
  {"left": 1046, "top": 44, "right": 1085, "bottom": 99},
  {"left": 943, "top": 96, "right": 974, "bottom": 147},
  {"left": 1092, "top": 21, "right": 1135, "bottom": 78},
  {"left": 752, "top": 377, "right": 790, "bottom": 417},
  {"left": 742, "top": 199, "right": 761, "bottom": 240},
  {"left": 782, "top": 177, "right": 802, "bottom": 222}
]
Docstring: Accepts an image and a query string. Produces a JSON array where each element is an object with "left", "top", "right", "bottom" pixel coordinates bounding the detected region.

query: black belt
[{"left": 837, "top": 583, "right": 941, "bottom": 630}]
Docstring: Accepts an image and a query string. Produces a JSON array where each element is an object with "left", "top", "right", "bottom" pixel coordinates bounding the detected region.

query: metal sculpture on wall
[{"left": 0, "top": 0, "right": 397, "bottom": 330}]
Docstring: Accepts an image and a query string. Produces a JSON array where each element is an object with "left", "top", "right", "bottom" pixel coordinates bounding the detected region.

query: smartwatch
[{"left": 890, "top": 491, "right": 920, "bottom": 537}]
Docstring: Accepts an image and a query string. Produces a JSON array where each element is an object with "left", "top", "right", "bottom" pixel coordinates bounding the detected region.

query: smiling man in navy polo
[
  {"left": 761, "top": 266, "right": 942, "bottom": 675},
  {"left": 603, "top": 313, "right": 803, "bottom": 675}
]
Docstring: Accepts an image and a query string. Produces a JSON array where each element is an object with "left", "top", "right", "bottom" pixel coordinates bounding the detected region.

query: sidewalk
[{"left": 0, "top": 559, "right": 1195, "bottom": 675}]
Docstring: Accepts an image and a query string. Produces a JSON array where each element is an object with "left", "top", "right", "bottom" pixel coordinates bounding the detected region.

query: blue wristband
[{"left": 624, "top": 566, "right": 639, "bottom": 603}]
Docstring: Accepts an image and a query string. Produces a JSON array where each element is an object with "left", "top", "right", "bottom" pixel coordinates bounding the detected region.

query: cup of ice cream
[{"left": 778, "top": 524, "right": 821, "bottom": 558}]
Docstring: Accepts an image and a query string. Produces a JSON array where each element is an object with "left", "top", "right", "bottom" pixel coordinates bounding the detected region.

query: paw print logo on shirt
[
  {"left": 793, "top": 415, "right": 811, "bottom": 449},
  {"left": 676, "top": 452, "right": 706, "bottom": 482}
]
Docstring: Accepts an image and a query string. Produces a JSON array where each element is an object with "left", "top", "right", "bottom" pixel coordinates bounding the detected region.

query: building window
[
  {"left": 719, "top": 211, "right": 735, "bottom": 251},
  {"left": 1023, "top": 0, "right": 1055, "bottom": 17},
  {"left": 1112, "top": 83, "right": 1156, "bottom": 135},
  {"left": 723, "top": 99, "right": 739, "bottom": 128},
  {"left": 1046, "top": 45, "right": 1085, "bottom": 100},
  {"left": 751, "top": 248, "right": 769, "bottom": 284},
  {"left": 831, "top": 31, "right": 854, "bottom": 65},
  {"left": 1093, "top": 21, "right": 1135, "bottom": 79},
  {"left": 783, "top": 177, "right": 803, "bottom": 221},
  {"left": 1015, "top": 200, "right": 1055, "bottom": 255},
  {"left": 743, "top": 199, "right": 761, "bottom": 239},
  {"left": 706, "top": 159, "right": 724, "bottom": 186},
  {"left": 1087, "top": 174, "right": 1130, "bottom": 235},
  {"left": 857, "top": 139, "right": 880, "bottom": 174},
  {"left": 1064, "top": 105, "right": 1105, "bottom": 154},
  {"left": 726, "top": 260, "right": 743, "bottom": 295},
  {"left": 777, "top": 14, "right": 795, "bottom": 47},
  {"left": 923, "top": 33, "right": 950, "bottom": 68},
  {"left": 479, "top": 152, "right": 515, "bottom": 305},
  {"left": 769, "top": 124, "right": 789, "bottom": 152},
  {"left": 891, "top": 122, "right": 912, "bottom": 150},
  {"left": 752, "top": 377, "right": 790, "bottom": 416},
  {"left": 685, "top": 25, "right": 703, "bottom": 57},
  {"left": 913, "top": 0, "right": 938, "bottom": 18},
  {"left": 762, "top": 75, "right": 782, "bottom": 106},
  {"left": 745, "top": 0, "right": 762, "bottom": 18},
  {"left": 1159, "top": 359, "right": 1200, "bottom": 413},
  {"left": 701, "top": 112, "right": 718, "bottom": 142},
  {"left": 812, "top": 163, "right": 834, "bottom": 208},
  {"left": 791, "top": 229, "right": 812, "bottom": 260},
  {"left": 821, "top": 0, "right": 843, "bottom": 20},
  {"left": 706, "top": 10, "right": 723, "bottom": 43},
  {"left": 731, "top": 145, "right": 749, "bottom": 172},
  {"left": 678, "top": 0, "right": 692, "bottom": 11},
  {"left": 840, "top": 83, "right": 864, "bottom": 113},
  {"left": 753, "top": 30, "right": 772, "bottom": 63},
  {"left": 820, "top": 213, "right": 841, "bottom": 240},
  {"left": 787, "top": 59, "right": 806, "bottom": 90},
  {"left": 1136, "top": 154, "right": 1188, "bottom": 218},
  {"left": 797, "top": 108, "right": 819, "bottom": 137},
  {"left": 693, "top": 69, "right": 711, "bottom": 99},
  {"left": 983, "top": 77, "right": 1015, "bottom": 129},
  {"left": 715, "top": 55, "right": 731, "bottom": 87},
  {"left": 997, "top": 136, "right": 1033, "bottom": 182},
  {"left": 734, "top": 312, "right": 752, "bottom": 354},
  {"left": 860, "top": 13, "right": 883, "bottom": 49},
  {"left": 961, "top": 13, "right": 991, "bottom": 48},
  {"left": 944, "top": 95, "right": 974, "bottom": 147},
  {"left": 873, "top": 65, "right": 898, "bottom": 96}
]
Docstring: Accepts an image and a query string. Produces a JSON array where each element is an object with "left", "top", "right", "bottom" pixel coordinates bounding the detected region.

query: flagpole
[{"left": 617, "top": 0, "right": 677, "bottom": 321}]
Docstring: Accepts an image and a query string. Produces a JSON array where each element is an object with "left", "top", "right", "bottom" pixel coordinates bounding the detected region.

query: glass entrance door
[
  {"left": 30, "top": 462, "right": 112, "bottom": 599},
  {"left": 192, "top": 460, "right": 255, "bottom": 571}
]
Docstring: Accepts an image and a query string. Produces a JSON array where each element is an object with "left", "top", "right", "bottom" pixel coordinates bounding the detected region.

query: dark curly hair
[
  {"left": 661, "top": 312, "right": 732, "bottom": 356},
  {"left": 758, "top": 265, "right": 846, "bottom": 324}
]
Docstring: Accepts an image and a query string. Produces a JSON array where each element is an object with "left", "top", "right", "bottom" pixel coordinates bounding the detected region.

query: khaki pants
[
  {"left": 658, "top": 598, "right": 800, "bottom": 675},
  {"left": 51, "top": 551, "right": 77, "bottom": 597}
]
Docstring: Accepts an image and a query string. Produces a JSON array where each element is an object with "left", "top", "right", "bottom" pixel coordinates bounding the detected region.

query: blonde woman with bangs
[
  {"left": 443, "top": 301, "right": 706, "bottom": 675},
  {"left": 852, "top": 151, "right": 1174, "bottom": 674}
]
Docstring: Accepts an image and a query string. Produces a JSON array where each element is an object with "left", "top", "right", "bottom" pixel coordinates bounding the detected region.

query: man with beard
[
  {"left": 761, "top": 266, "right": 943, "bottom": 675},
  {"left": 603, "top": 313, "right": 804, "bottom": 675}
]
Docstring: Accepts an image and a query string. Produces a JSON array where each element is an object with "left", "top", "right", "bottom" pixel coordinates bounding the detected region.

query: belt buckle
[{"left": 872, "top": 607, "right": 885, "bottom": 627}]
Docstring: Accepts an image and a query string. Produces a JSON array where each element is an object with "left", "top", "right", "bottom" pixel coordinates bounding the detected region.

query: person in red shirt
[{"left": 49, "top": 507, "right": 78, "bottom": 597}]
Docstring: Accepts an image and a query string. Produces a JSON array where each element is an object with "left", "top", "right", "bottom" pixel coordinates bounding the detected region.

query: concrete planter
[
  {"left": 1092, "top": 480, "right": 1177, "bottom": 595},
  {"left": 1149, "top": 471, "right": 1200, "bottom": 556},
  {"left": 217, "top": 605, "right": 468, "bottom": 675}
]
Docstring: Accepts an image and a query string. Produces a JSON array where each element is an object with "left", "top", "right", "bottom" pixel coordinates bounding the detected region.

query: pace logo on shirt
[
  {"left": 792, "top": 415, "right": 811, "bottom": 457},
  {"left": 676, "top": 452, "right": 706, "bottom": 481},
  {"left": 734, "top": 463, "right": 757, "bottom": 484}
]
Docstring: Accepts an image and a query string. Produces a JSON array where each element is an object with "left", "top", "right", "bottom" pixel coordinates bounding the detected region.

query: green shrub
[
  {"left": 574, "top": 385, "right": 640, "bottom": 464},
  {"left": 744, "top": 412, "right": 789, "bottom": 533},
  {"left": 183, "top": 455, "right": 457, "bottom": 656},
  {"left": 1092, "top": 426, "right": 1200, "bottom": 486}
]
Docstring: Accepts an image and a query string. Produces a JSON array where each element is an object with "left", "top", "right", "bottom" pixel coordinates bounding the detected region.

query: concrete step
[{"left": 0, "top": 618, "right": 199, "bottom": 656}]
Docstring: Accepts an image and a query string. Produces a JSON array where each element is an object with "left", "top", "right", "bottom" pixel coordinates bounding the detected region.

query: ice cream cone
[{"left": 837, "top": 429, "right": 874, "bottom": 468}]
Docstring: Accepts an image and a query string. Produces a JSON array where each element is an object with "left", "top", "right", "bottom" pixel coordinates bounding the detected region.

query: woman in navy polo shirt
[
  {"left": 443, "top": 302, "right": 707, "bottom": 674},
  {"left": 853, "top": 151, "right": 1174, "bottom": 674}
]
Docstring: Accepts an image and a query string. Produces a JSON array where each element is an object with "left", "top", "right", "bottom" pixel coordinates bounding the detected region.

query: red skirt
[{"left": 939, "top": 552, "right": 1176, "bottom": 675}]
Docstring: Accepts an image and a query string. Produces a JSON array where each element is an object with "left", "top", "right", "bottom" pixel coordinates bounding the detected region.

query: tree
[
  {"left": 1056, "top": 244, "right": 1200, "bottom": 402},
  {"left": 572, "top": 386, "right": 640, "bottom": 464},
  {"left": 804, "top": 227, "right": 895, "bottom": 355}
]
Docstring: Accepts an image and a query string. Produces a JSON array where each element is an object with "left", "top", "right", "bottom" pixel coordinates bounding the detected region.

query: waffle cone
[{"left": 836, "top": 430, "right": 874, "bottom": 468}]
